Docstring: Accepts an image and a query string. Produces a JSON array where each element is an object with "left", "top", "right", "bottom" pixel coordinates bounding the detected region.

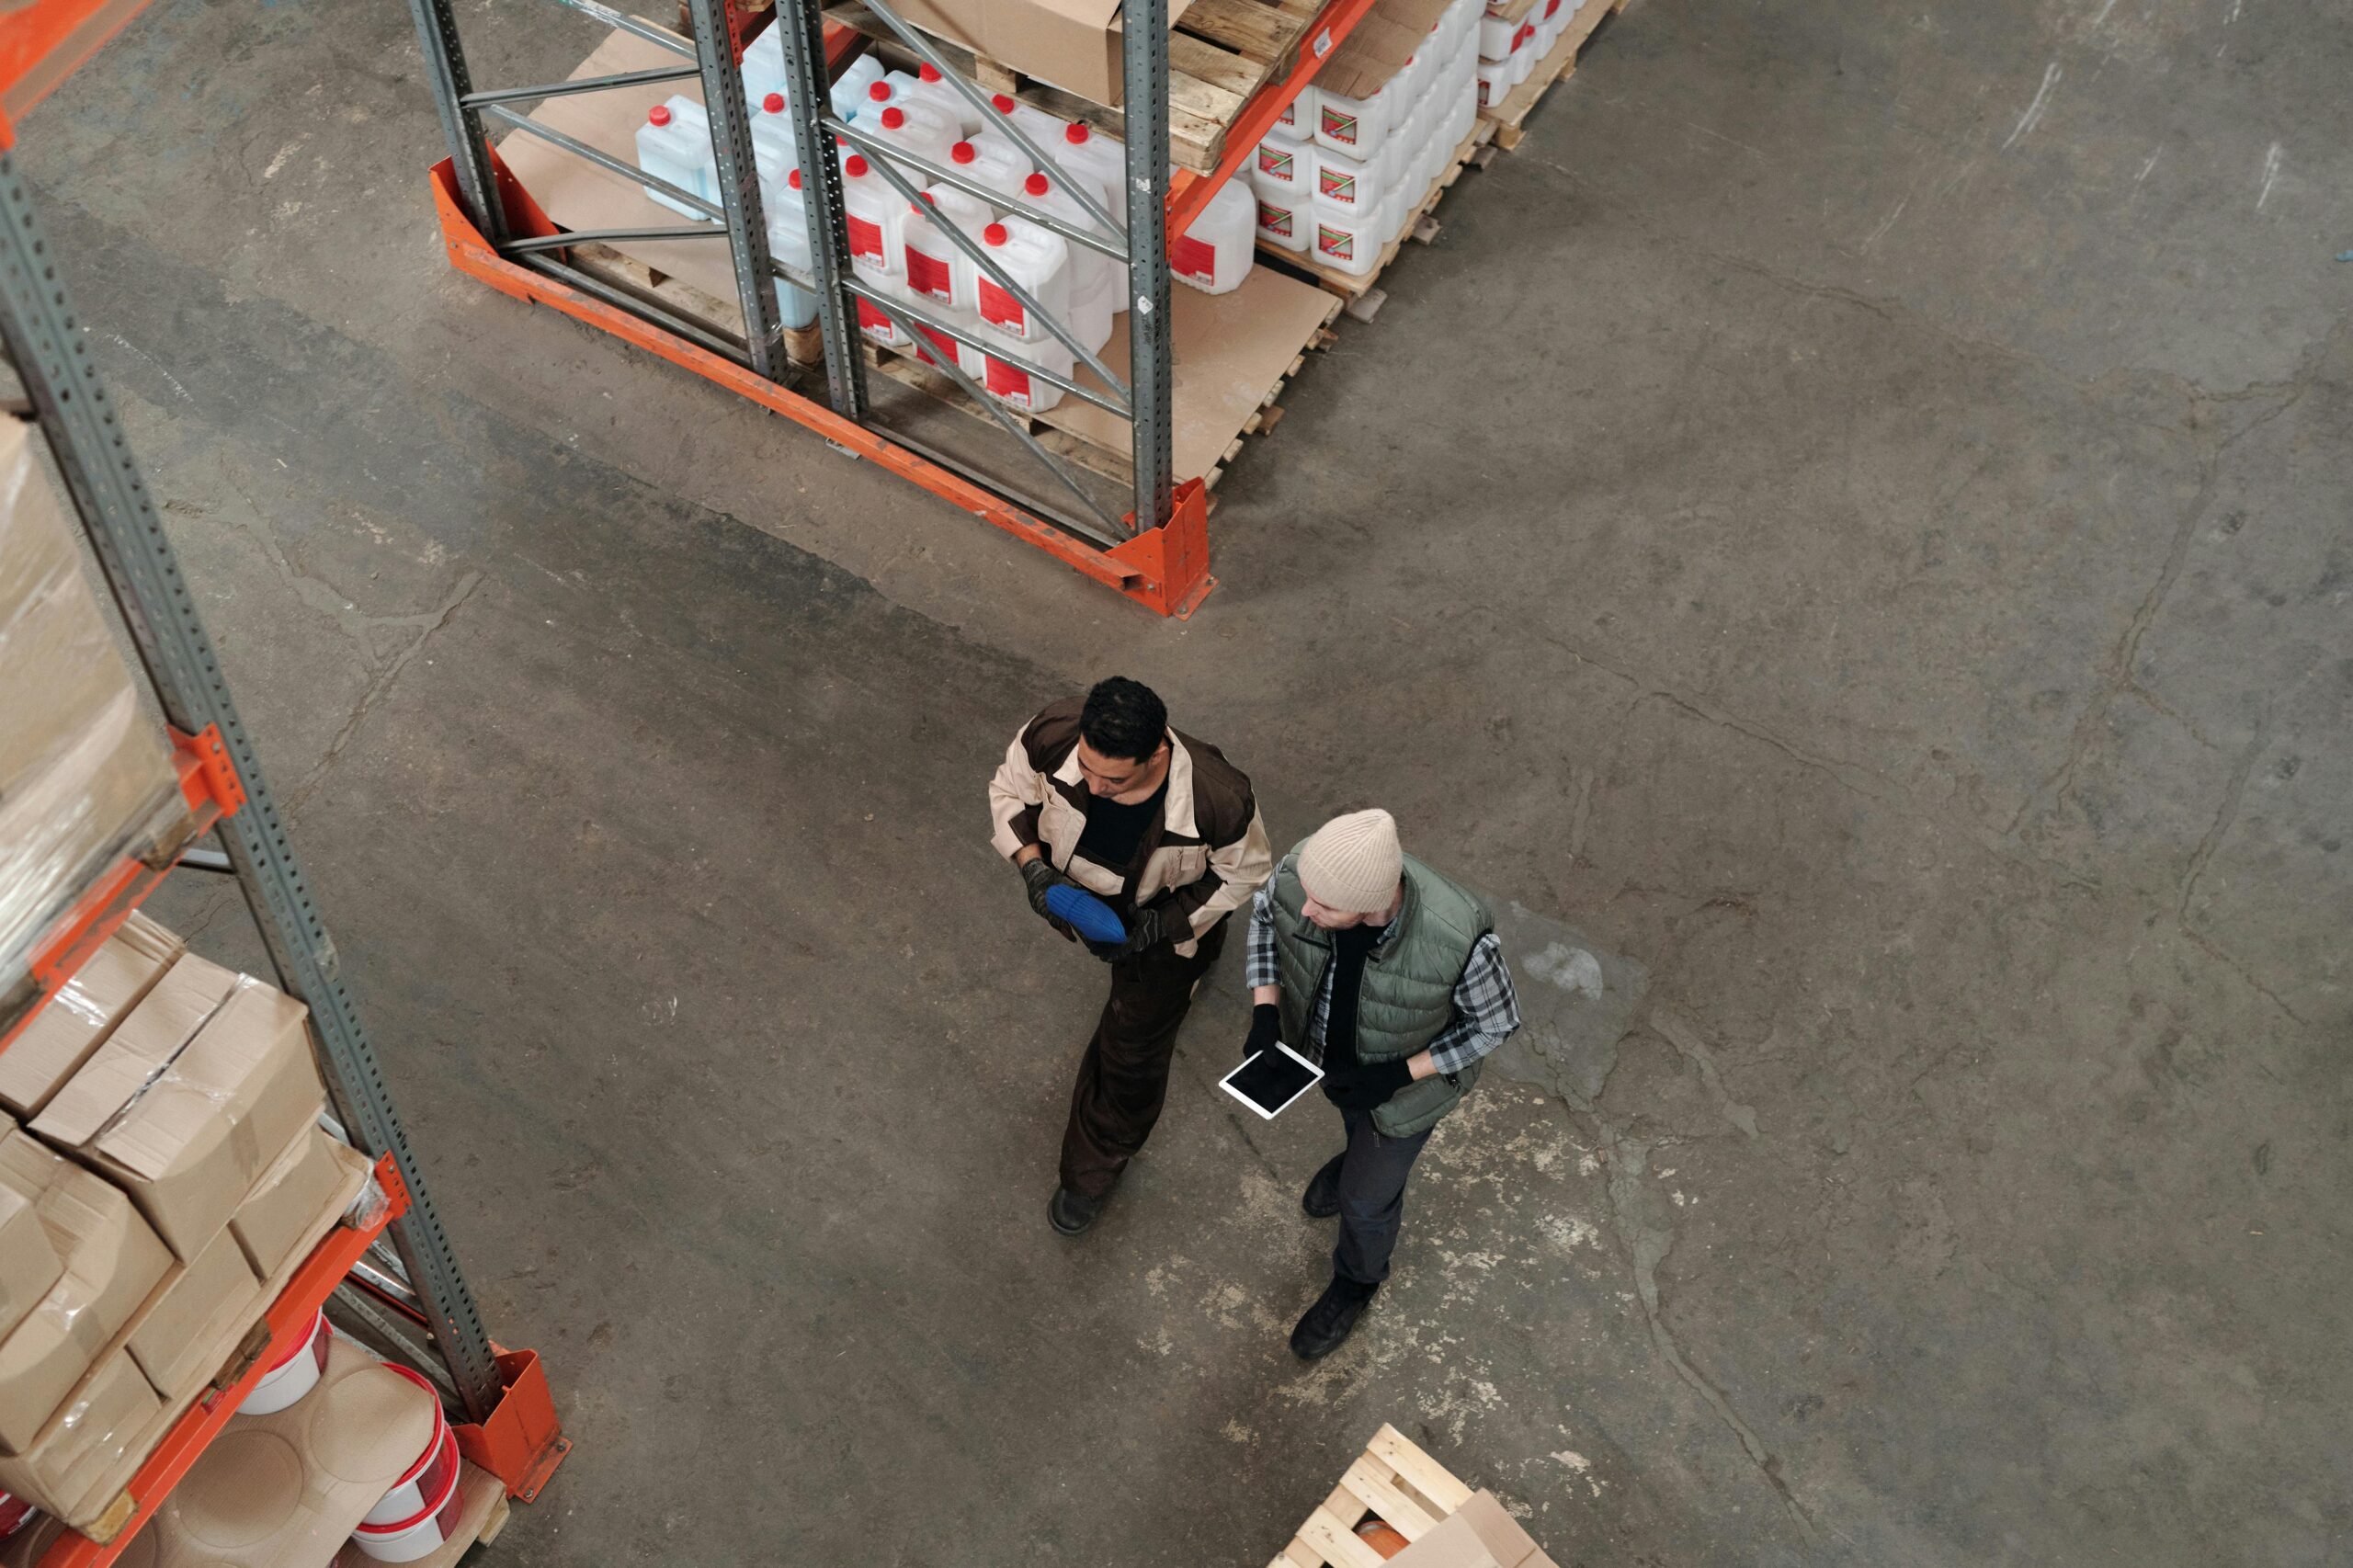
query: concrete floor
[{"left": 22, "top": 0, "right": 2351, "bottom": 1561}]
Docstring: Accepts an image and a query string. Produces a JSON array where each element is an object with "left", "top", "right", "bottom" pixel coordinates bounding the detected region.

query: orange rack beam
[{"left": 33, "top": 1153, "right": 410, "bottom": 1568}]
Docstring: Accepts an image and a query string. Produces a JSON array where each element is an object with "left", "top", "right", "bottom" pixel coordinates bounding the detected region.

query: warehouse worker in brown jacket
[{"left": 990, "top": 678, "right": 1273, "bottom": 1236}]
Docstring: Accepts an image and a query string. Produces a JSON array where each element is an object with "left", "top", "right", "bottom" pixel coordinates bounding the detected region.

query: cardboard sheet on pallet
[{"left": 498, "top": 28, "right": 1337, "bottom": 483}]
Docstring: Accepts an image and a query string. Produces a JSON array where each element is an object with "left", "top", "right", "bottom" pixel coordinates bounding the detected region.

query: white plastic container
[
  {"left": 362, "top": 1366, "right": 458, "bottom": 1528},
  {"left": 901, "top": 186, "right": 995, "bottom": 309},
  {"left": 1052, "top": 120, "right": 1128, "bottom": 201},
  {"left": 1311, "top": 140, "right": 1382, "bottom": 219},
  {"left": 635, "top": 97, "right": 715, "bottom": 220},
  {"left": 1255, "top": 190, "right": 1310, "bottom": 253},
  {"left": 972, "top": 218, "right": 1072, "bottom": 345},
  {"left": 348, "top": 1450, "right": 464, "bottom": 1564},
  {"left": 866, "top": 98, "right": 960, "bottom": 175},
  {"left": 832, "top": 54, "right": 885, "bottom": 121},
  {"left": 1247, "top": 131, "right": 1314, "bottom": 199},
  {"left": 906, "top": 62, "right": 983, "bottom": 135},
  {"left": 980, "top": 331, "right": 1075, "bottom": 414},
  {"left": 947, "top": 134, "right": 1032, "bottom": 203},
  {"left": 837, "top": 153, "right": 903, "bottom": 273},
  {"left": 239, "top": 1310, "right": 332, "bottom": 1416},
  {"left": 1310, "top": 188, "right": 1386, "bottom": 277},
  {"left": 739, "top": 26, "right": 790, "bottom": 108},
  {"left": 1169, "top": 175, "right": 1256, "bottom": 294},
  {"left": 1313, "top": 77, "right": 1397, "bottom": 164},
  {"left": 750, "top": 91, "right": 800, "bottom": 209},
  {"left": 1475, "top": 53, "right": 1515, "bottom": 110},
  {"left": 764, "top": 168, "right": 822, "bottom": 330},
  {"left": 855, "top": 279, "right": 914, "bottom": 348},
  {"left": 1477, "top": 10, "right": 1518, "bottom": 60},
  {"left": 1268, "top": 85, "right": 1314, "bottom": 142},
  {"left": 1017, "top": 172, "right": 1116, "bottom": 352},
  {"left": 988, "top": 92, "right": 1072, "bottom": 153}
]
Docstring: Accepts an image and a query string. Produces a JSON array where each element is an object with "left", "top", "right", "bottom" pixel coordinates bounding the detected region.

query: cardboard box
[
  {"left": 144, "top": 1335, "right": 438, "bottom": 1568},
  {"left": 0, "top": 913, "right": 186, "bottom": 1120},
  {"left": 0, "top": 1131, "right": 171, "bottom": 1456},
  {"left": 35, "top": 969, "right": 325, "bottom": 1261},
  {"left": 0, "top": 1137, "right": 64, "bottom": 1343},
  {"left": 0, "top": 1351, "right": 162, "bottom": 1527},
  {"left": 231, "top": 1126, "right": 349, "bottom": 1279},
  {"left": 30, "top": 952, "right": 242, "bottom": 1150},
  {"left": 0, "top": 419, "right": 182, "bottom": 977},
  {"left": 122, "top": 1228, "right": 263, "bottom": 1401},
  {"left": 1315, "top": 0, "right": 1453, "bottom": 100},
  {"left": 880, "top": 0, "right": 1195, "bottom": 105},
  {"left": 1388, "top": 1492, "right": 1560, "bottom": 1568}
]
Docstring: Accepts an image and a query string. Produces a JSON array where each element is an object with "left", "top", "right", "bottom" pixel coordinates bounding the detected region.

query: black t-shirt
[
  {"left": 1075, "top": 777, "right": 1167, "bottom": 876},
  {"left": 1319, "top": 921, "right": 1388, "bottom": 1095}
]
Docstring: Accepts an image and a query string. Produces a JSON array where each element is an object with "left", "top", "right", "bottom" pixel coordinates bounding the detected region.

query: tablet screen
[{"left": 1221, "top": 1044, "right": 1324, "bottom": 1119}]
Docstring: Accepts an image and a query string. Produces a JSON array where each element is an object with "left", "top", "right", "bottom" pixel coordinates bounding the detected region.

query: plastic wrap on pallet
[{"left": 0, "top": 419, "right": 183, "bottom": 982}]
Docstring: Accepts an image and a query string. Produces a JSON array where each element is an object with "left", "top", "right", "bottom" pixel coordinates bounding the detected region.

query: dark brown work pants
[{"left": 1058, "top": 922, "right": 1227, "bottom": 1199}]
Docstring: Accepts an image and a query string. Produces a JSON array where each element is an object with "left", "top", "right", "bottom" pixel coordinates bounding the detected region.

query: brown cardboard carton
[
  {"left": 880, "top": 0, "right": 986, "bottom": 55},
  {"left": 122, "top": 1228, "right": 262, "bottom": 1401},
  {"left": 976, "top": 0, "right": 1196, "bottom": 107},
  {"left": 0, "top": 914, "right": 186, "bottom": 1120},
  {"left": 1388, "top": 1492, "right": 1559, "bottom": 1568},
  {"left": 1314, "top": 0, "right": 1454, "bottom": 99},
  {"left": 35, "top": 971, "right": 325, "bottom": 1261},
  {"left": 0, "top": 1133, "right": 171, "bottom": 1455},
  {"left": 145, "top": 1335, "right": 438, "bottom": 1568},
  {"left": 0, "top": 1351, "right": 162, "bottom": 1527},
  {"left": 30, "top": 952, "right": 241, "bottom": 1152},
  {"left": 0, "top": 1137, "right": 63, "bottom": 1343},
  {"left": 230, "top": 1126, "right": 347, "bottom": 1278}
]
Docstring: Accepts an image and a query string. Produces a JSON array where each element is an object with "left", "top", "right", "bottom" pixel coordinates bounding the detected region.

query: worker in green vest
[{"left": 1243, "top": 808, "right": 1522, "bottom": 1358}]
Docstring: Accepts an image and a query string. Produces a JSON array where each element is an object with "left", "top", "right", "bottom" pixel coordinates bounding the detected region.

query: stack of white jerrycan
[
  {"left": 1477, "top": 0, "right": 1589, "bottom": 108},
  {"left": 1244, "top": 0, "right": 1482, "bottom": 277}
]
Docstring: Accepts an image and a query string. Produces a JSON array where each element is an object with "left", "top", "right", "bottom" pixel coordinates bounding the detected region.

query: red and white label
[
  {"left": 985, "top": 355, "right": 1035, "bottom": 408},
  {"left": 1318, "top": 165, "right": 1357, "bottom": 204},
  {"left": 1513, "top": 21, "right": 1535, "bottom": 50},
  {"left": 1257, "top": 201, "right": 1294, "bottom": 239},
  {"left": 1257, "top": 146, "right": 1294, "bottom": 181},
  {"left": 846, "top": 214, "right": 884, "bottom": 261},
  {"left": 1319, "top": 105, "right": 1358, "bottom": 144},
  {"left": 856, "top": 297, "right": 899, "bottom": 341},
  {"left": 904, "top": 245, "right": 954, "bottom": 301},
  {"left": 978, "top": 278, "right": 1026, "bottom": 333},
  {"left": 1171, "top": 233, "right": 1216, "bottom": 284},
  {"left": 915, "top": 325, "right": 961, "bottom": 369},
  {"left": 1315, "top": 224, "right": 1353, "bottom": 261}
]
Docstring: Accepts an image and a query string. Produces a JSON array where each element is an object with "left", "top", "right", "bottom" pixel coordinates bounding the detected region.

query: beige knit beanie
[{"left": 1297, "top": 808, "right": 1404, "bottom": 915}]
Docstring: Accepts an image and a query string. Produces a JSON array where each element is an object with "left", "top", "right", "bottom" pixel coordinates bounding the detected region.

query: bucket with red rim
[
  {"left": 347, "top": 1435, "right": 465, "bottom": 1562},
  {"left": 0, "top": 1491, "right": 38, "bottom": 1539},
  {"left": 359, "top": 1364, "right": 458, "bottom": 1528},
  {"left": 239, "top": 1309, "right": 332, "bottom": 1415}
]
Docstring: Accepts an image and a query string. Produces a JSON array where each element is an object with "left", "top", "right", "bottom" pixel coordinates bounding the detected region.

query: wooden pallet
[
  {"left": 569, "top": 242, "right": 827, "bottom": 365},
  {"left": 825, "top": 0, "right": 1327, "bottom": 173},
  {"left": 1477, "top": 0, "right": 1621, "bottom": 150},
  {"left": 1270, "top": 1425, "right": 1478, "bottom": 1568},
  {"left": 1254, "top": 118, "right": 1493, "bottom": 322}
]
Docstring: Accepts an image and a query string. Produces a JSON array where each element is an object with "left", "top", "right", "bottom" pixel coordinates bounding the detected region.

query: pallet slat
[
  {"left": 1369, "top": 1424, "right": 1475, "bottom": 1515},
  {"left": 1270, "top": 1426, "right": 1474, "bottom": 1568}
]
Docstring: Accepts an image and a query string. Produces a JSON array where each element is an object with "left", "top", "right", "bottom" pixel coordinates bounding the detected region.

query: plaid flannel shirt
[{"left": 1245, "top": 880, "right": 1520, "bottom": 1077}]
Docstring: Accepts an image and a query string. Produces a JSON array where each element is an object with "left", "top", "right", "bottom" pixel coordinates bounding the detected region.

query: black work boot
[
  {"left": 1048, "top": 1186, "right": 1105, "bottom": 1237},
  {"left": 1301, "top": 1153, "right": 1346, "bottom": 1219},
  {"left": 1290, "top": 1274, "right": 1379, "bottom": 1359}
]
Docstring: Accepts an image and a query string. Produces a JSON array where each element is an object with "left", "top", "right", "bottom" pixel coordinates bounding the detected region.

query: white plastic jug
[
  {"left": 1052, "top": 120, "right": 1128, "bottom": 203},
  {"left": 1475, "top": 54, "right": 1515, "bottom": 110},
  {"left": 1169, "top": 175, "right": 1256, "bottom": 294},
  {"left": 901, "top": 186, "right": 995, "bottom": 309},
  {"left": 635, "top": 98, "right": 716, "bottom": 219},
  {"left": 987, "top": 92, "right": 1072, "bottom": 154},
  {"left": 1441, "top": 0, "right": 1483, "bottom": 44},
  {"left": 1255, "top": 191, "right": 1309, "bottom": 253},
  {"left": 1269, "top": 85, "right": 1314, "bottom": 142},
  {"left": 1476, "top": 10, "right": 1518, "bottom": 60},
  {"left": 740, "top": 26, "right": 790, "bottom": 108},
  {"left": 855, "top": 278, "right": 914, "bottom": 348},
  {"left": 904, "top": 63, "right": 983, "bottom": 136},
  {"left": 750, "top": 92, "right": 801, "bottom": 210},
  {"left": 833, "top": 55, "right": 885, "bottom": 121},
  {"left": 1247, "top": 131, "right": 1314, "bottom": 199},
  {"left": 838, "top": 153, "right": 904, "bottom": 273},
  {"left": 910, "top": 317, "right": 985, "bottom": 380},
  {"left": 947, "top": 134, "right": 1033, "bottom": 203},
  {"left": 866, "top": 98, "right": 960, "bottom": 175},
  {"left": 1309, "top": 195, "right": 1385, "bottom": 278},
  {"left": 1017, "top": 172, "right": 1116, "bottom": 352},
  {"left": 1313, "top": 77, "right": 1396, "bottom": 163},
  {"left": 1311, "top": 141, "right": 1382, "bottom": 219},
  {"left": 763, "top": 169, "right": 821, "bottom": 331},
  {"left": 979, "top": 331, "right": 1075, "bottom": 414},
  {"left": 973, "top": 218, "right": 1072, "bottom": 345}
]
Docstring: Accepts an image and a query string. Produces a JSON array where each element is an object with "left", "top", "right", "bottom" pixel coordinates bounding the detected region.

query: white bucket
[
  {"left": 974, "top": 218, "right": 1072, "bottom": 344},
  {"left": 1255, "top": 191, "right": 1310, "bottom": 253},
  {"left": 240, "top": 1308, "right": 332, "bottom": 1416},
  {"left": 901, "top": 186, "right": 995, "bottom": 310},
  {"left": 634, "top": 97, "right": 714, "bottom": 220},
  {"left": 948, "top": 134, "right": 1032, "bottom": 204},
  {"left": 347, "top": 1455, "right": 464, "bottom": 1562},
  {"left": 979, "top": 332, "right": 1075, "bottom": 415},
  {"left": 1017, "top": 172, "right": 1115, "bottom": 352},
  {"left": 361, "top": 1366, "right": 458, "bottom": 1528},
  {"left": 1170, "top": 175, "right": 1256, "bottom": 294}
]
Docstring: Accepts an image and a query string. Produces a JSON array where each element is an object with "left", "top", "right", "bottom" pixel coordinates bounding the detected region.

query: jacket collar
[{"left": 1052, "top": 731, "right": 1197, "bottom": 836}]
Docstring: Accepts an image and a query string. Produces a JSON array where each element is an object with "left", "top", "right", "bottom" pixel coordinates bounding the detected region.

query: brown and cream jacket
[{"left": 988, "top": 698, "right": 1273, "bottom": 957}]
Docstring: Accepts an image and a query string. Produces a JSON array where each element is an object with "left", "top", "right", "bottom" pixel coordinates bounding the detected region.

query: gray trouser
[{"left": 1334, "top": 1106, "right": 1435, "bottom": 1287}]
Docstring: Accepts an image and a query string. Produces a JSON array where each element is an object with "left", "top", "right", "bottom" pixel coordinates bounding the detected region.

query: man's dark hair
[{"left": 1079, "top": 677, "right": 1168, "bottom": 763}]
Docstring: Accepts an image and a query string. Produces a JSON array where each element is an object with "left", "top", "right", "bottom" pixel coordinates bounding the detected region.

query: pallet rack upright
[{"left": 0, "top": 4, "right": 567, "bottom": 1561}]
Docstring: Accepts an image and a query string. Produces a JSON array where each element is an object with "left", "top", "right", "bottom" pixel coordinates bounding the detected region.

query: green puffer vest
[{"left": 1269, "top": 847, "right": 1494, "bottom": 1137}]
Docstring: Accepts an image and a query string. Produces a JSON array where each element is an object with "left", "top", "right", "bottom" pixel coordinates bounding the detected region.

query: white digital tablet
[{"left": 1220, "top": 1042, "right": 1325, "bottom": 1119}]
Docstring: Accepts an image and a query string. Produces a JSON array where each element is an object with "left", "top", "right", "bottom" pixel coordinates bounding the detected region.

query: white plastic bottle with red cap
[
  {"left": 832, "top": 55, "right": 885, "bottom": 122},
  {"left": 946, "top": 135, "right": 1032, "bottom": 204},
  {"left": 740, "top": 24, "right": 789, "bottom": 108},
  {"left": 635, "top": 97, "right": 717, "bottom": 219},
  {"left": 900, "top": 186, "right": 995, "bottom": 312},
  {"left": 972, "top": 217, "right": 1072, "bottom": 349},
  {"left": 979, "top": 331, "right": 1075, "bottom": 415},
  {"left": 763, "top": 168, "right": 821, "bottom": 331},
  {"left": 837, "top": 153, "right": 906, "bottom": 276},
  {"left": 1016, "top": 171, "right": 1115, "bottom": 352},
  {"left": 749, "top": 92, "right": 800, "bottom": 210},
  {"left": 1051, "top": 120, "right": 1127, "bottom": 204},
  {"left": 903, "top": 63, "right": 983, "bottom": 136},
  {"left": 1169, "top": 176, "right": 1256, "bottom": 294},
  {"left": 862, "top": 86, "right": 960, "bottom": 174},
  {"left": 985, "top": 92, "right": 1071, "bottom": 154}
]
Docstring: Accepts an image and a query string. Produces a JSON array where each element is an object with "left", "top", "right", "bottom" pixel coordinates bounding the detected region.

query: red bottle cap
[
  {"left": 845, "top": 154, "right": 870, "bottom": 176},
  {"left": 869, "top": 80, "right": 892, "bottom": 101},
  {"left": 992, "top": 93, "right": 1017, "bottom": 113},
  {"left": 951, "top": 141, "right": 977, "bottom": 164},
  {"left": 920, "top": 63, "right": 943, "bottom": 82},
  {"left": 1064, "top": 121, "right": 1089, "bottom": 144},
  {"left": 983, "top": 222, "right": 1008, "bottom": 245},
  {"left": 1024, "top": 171, "right": 1050, "bottom": 196},
  {"left": 763, "top": 92, "right": 785, "bottom": 112},
  {"left": 881, "top": 107, "right": 906, "bottom": 129},
  {"left": 788, "top": 169, "right": 803, "bottom": 189},
  {"left": 648, "top": 105, "right": 672, "bottom": 126}
]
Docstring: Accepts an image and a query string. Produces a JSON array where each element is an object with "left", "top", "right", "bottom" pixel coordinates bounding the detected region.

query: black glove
[
  {"left": 1089, "top": 902, "right": 1175, "bottom": 963},
  {"left": 1322, "top": 1056, "right": 1414, "bottom": 1111},
  {"left": 1242, "top": 1003, "right": 1280, "bottom": 1062},
  {"left": 1018, "top": 857, "right": 1081, "bottom": 942}
]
